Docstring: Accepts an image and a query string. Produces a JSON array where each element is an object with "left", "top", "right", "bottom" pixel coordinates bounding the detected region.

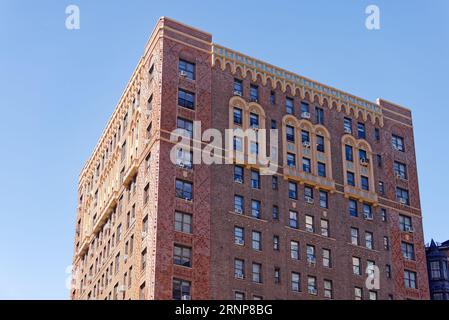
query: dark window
[
  {"left": 251, "top": 170, "right": 260, "bottom": 189},
  {"left": 286, "top": 125, "right": 295, "bottom": 142},
  {"left": 401, "top": 242, "right": 415, "bottom": 260},
  {"left": 392, "top": 135, "right": 405, "bottom": 151},
  {"left": 250, "top": 85, "right": 258, "bottom": 102},
  {"left": 178, "top": 89, "right": 195, "bottom": 109},
  {"left": 270, "top": 91, "right": 276, "bottom": 104},
  {"left": 396, "top": 187, "right": 410, "bottom": 205},
  {"left": 175, "top": 179, "right": 193, "bottom": 201},
  {"left": 179, "top": 59, "right": 195, "bottom": 80},
  {"left": 379, "top": 181, "right": 385, "bottom": 195},
  {"left": 345, "top": 145, "right": 353, "bottom": 161},
  {"left": 376, "top": 154, "right": 382, "bottom": 167},
  {"left": 374, "top": 128, "right": 380, "bottom": 141},
  {"left": 249, "top": 112, "right": 259, "bottom": 128},
  {"left": 272, "top": 205, "right": 279, "bottom": 220},
  {"left": 316, "top": 135, "right": 325, "bottom": 152},
  {"left": 271, "top": 119, "right": 277, "bottom": 129},
  {"left": 287, "top": 153, "right": 296, "bottom": 167},
  {"left": 173, "top": 279, "right": 191, "bottom": 300},
  {"left": 304, "top": 185, "right": 313, "bottom": 200},
  {"left": 301, "top": 102, "right": 310, "bottom": 114},
  {"left": 272, "top": 176, "right": 278, "bottom": 190},
  {"left": 286, "top": 98, "right": 294, "bottom": 114},
  {"left": 399, "top": 215, "right": 412, "bottom": 231},
  {"left": 233, "top": 108, "right": 243, "bottom": 125},
  {"left": 233, "top": 79, "right": 243, "bottom": 95},
  {"left": 361, "top": 176, "right": 369, "bottom": 191},
  {"left": 319, "top": 190, "right": 328, "bottom": 208},
  {"left": 175, "top": 212, "right": 192, "bottom": 234},
  {"left": 347, "top": 171, "right": 355, "bottom": 186},
  {"left": 302, "top": 158, "right": 311, "bottom": 173},
  {"left": 251, "top": 200, "right": 261, "bottom": 219},
  {"left": 317, "top": 162, "right": 326, "bottom": 177},
  {"left": 173, "top": 245, "right": 192, "bottom": 267},
  {"left": 288, "top": 182, "right": 297, "bottom": 199},
  {"left": 344, "top": 118, "right": 352, "bottom": 133},
  {"left": 234, "top": 165, "right": 244, "bottom": 183},
  {"left": 234, "top": 195, "right": 244, "bottom": 213},
  {"left": 316, "top": 107, "right": 324, "bottom": 124},
  {"left": 394, "top": 161, "right": 407, "bottom": 179},
  {"left": 289, "top": 211, "right": 298, "bottom": 229},
  {"left": 404, "top": 270, "right": 417, "bottom": 289},
  {"left": 301, "top": 130, "right": 310, "bottom": 143},
  {"left": 349, "top": 199, "right": 358, "bottom": 217},
  {"left": 357, "top": 122, "right": 366, "bottom": 139},
  {"left": 177, "top": 117, "right": 193, "bottom": 138}
]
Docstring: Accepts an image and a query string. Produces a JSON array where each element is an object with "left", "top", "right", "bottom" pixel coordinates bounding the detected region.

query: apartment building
[
  {"left": 71, "top": 17, "right": 429, "bottom": 300},
  {"left": 426, "top": 240, "right": 449, "bottom": 300}
]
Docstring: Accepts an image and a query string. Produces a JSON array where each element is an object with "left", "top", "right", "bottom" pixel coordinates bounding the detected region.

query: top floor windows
[
  {"left": 344, "top": 118, "right": 352, "bottom": 134},
  {"left": 250, "top": 85, "right": 259, "bottom": 102},
  {"left": 315, "top": 107, "right": 324, "bottom": 124},
  {"left": 179, "top": 59, "right": 195, "bottom": 80},
  {"left": 286, "top": 98, "right": 294, "bottom": 114},
  {"left": 178, "top": 89, "right": 195, "bottom": 110},
  {"left": 357, "top": 122, "right": 366, "bottom": 139},
  {"left": 234, "top": 79, "right": 243, "bottom": 95},
  {"left": 392, "top": 134, "right": 405, "bottom": 152}
]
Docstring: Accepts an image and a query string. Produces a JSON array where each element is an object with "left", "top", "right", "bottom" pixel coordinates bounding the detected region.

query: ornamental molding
[{"left": 212, "top": 44, "right": 383, "bottom": 127}]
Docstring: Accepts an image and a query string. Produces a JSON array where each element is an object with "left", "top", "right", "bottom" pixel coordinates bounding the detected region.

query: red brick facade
[{"left": 71, "top": 17, "right": 429, "bottom": 300}]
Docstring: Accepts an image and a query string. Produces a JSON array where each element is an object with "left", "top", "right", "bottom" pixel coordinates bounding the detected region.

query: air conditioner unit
[
  {"left": 179, "top": 70, "right": 188, "bottom": 77},
  {"left": 405, "top": 226, "right": 414, "bottom": 233},
  {"left": 305, "top": 196, "right": 314, "bottom": 204},
  {"left": 360, "top": 158, "right": 369, "bottom": 166},
  {"left": 141, "top": 231, "right": 147, "bottom": 239},
  {"left": 307, "top": 258, "right": 316, "bottom": 266},
  {"left": 301, "top": 112, "right": 311, "bottom": 119},
  {"left": 235, "top": 272, "right": 244, "bottom": 279},
  {"left": 302, "top": 141, "right": 311, "bottom": 148},
  {"left": 235, "top": 177, "right": 243, "bottom": 184},
  {"left": 235, "top": 239, "right": 244, "bottom": 245},
  {"left": 250, "top": 97, "right": 258, "bottom": 103},
  {"left": 144, "top": 139, "right": 150, "bottom": 145},
  {"left": 364, "top": 214, "right": 373, "bottom": 221},
  {"left": 344, "top": 127, "right": 352, "bottom": 134},
  {"left": 235, "top": 208, "right": 243, "bottom": 214},
  {"left": 309, "top": 288, "right": 317, "bottom": 295},
  {"left": 184, "top": 196, "right": 192, "bottom": 201},
  {"left": 181, "top": 295, "right": 191, "bottom": 300},
  {"left": 233, "top": 91, "right": 242, "bottom": 97},
  {"left": 399, "top": 198, "right": 407, "bottom": 205},
  {"left": 118, "top": 285, "right": 126, "bottom": 293},
  {"left": 250, "top": 124, "right": 259, "bottom": 130}
]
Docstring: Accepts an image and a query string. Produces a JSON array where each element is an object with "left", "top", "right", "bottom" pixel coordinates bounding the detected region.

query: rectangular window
[
  {"left": 392, "top": 134, "right": 405, "bottom": 151},
  {"left": 286, "top": 98, "right": 294, "bottom": 114},
  {"left": 386, "top": 264, "right": 391, "bottom": 278},
  {"left": 399, "top": 215, "right": 412, "bottom": 231},
  {"left": 290, "top": 241, "right": 299, "bottom": 260},
  {"left": 321, "top": 219, "right": 329, "bottom": 237},
  {"left": 251, "top": 200, "right": 261, "bottom": 219},
  {"left": 369, "top": 291, "right": 378, "bottom": 300},
  {"left": 252, "top": 263, "right": 262, "bottom": 283},
  {"left": 250, "top": 85, "right": 259, "bottom": 102},
  {"left": 352, "top": 257, "right": 361, "bottom": 275},
  {"left": 351, "top": 228, "right": 359, "bottom": 246},
  {"left": 179, "top": 59, "right": 195, "bottom": 80},
  {"left": 251, "top": 170, "right": 260, "bottom": 189},
  {"left": 344, "top": 117, "right": 352, "bottom": 133},
  {"left": 178, "top": 89, "right": 195, "bottom": 109},
  {"left": 252, "top": 231, "right": 262, "bottom": 251},
  {"left": 272, "top": 205, "right": 279, "bottom": 220},
  {"left": 349, "top": 199, "right": 358, "bottom": 217},
  {"left": 234, "top": 292, "right": 245, "bottom": 300},
  {"left": 374, "top": 128, "right": 380, "bottom": 141},
  {"left": 287, "top": 153, "right": 296, "bottom": 167},
  {"left": 394, "top": 161, "right": 407, "bottom": 179},
  {"left": 234, "top": 259, "right": 245, "bottom": 279},
  {"left": 306, "top": 245, "right": 316, "bottom": 264},
  {"left": 270, "top": 91, "right": 276, "bottom": 104},
  {"left": 430, "top": 261, "right": 441, "bottom": 279},
  {"left": 234, "top": 195, "right": 244, "bottom": 214},
  {"left": 379, "top": 181, "right": 385, "bottom": 195},
  {"left": 381, "top": 209, "right": 387, "bottom": 222},
  {"left": 173, "top": 245, "right": 192, "bottom": 267},
  {"left": 357, "top": 122, "right": 366, "bottom": 139},
  {"left": 365, "top": 232, "right": 374, "bottom": 250},
  {"left": 305, "top": 215, "right": 314, "bottom": 233},
  {"left": 317, "top": 162, "right": 326, "bottom": 177},
  {"left": 361, "top": 176, "right": 369, "bottom": 191},
  {"left": 319, "top": 190, "right": 328, "bottom": 208},
  {"left": 175, "top": 179, "right": 193, "bottom": 201},
  {"left": 401, "top": 242, "right": 415, "bottom": 260},
  {"left": 304, "top": 185, "right": 313, "bottom": 200},
  {"left": 233, "top": 79, "right": 243, "bottom": 95},
  {"left": 302, "top": 158, "right": 311, "bottom": 173},
  {"left": 316, "top": 107, "right": 324, "bottom": 124},
  {"left": 377, "top": 154, "right": 382, "bottom": 167},
  {"left": 234, "top": 227, "right": 244, "bottom": 245},
  {"left": 308, "top": 276, "right": 317, "bottom": 295},
  {"left": 301, "top": 130, "right": 310, "bottom": 143},
  {"left": 175, "top": 212, "right": 192, "bottom": 234},
  {"left": 233, "top": 108, "right": 243, "bottom": 125},
  {"left": 271, "top": 119, "right": 277, "bottom": 129},
  {"left": 347, "top": 171, "right": 355, "bottom": 186},
  {"left": 233, "top": 136, "right": 243, "bottom": 151},
  {"left": 396, "top": 187, "right": 410, "bottom": 205},
  {"left": 404, "top": 270, "right": 417, "bottom": 289},
  {"left": 272, "top": 176, "right": 278, "bottom": 190},
  {"left": 324, "top": 280, "right": 333, "bottom": 299},
  {"left": 323, "top": 249, "right": 331, "bottom": 268},
  {"left": 355, "top": 287, "right": 363, "bottom": 300},
  {"left": 345, "top": 145, "right": 353, "bottom": 161},
  {"left": 289, "top": 211, "right": 298, "bottom": 229},
  {"left": 172, "top": 279, "right": 191, "bottom": 300},
  {"left": 249, "top": 112, "right": 259, "bottom": 128},
  {"left": 286, "top": 125, "right": 295, "bottom": 142},
  {"left": 316, "top": 135, "right": 325, "bottom": 152},
  {"left": 384, "top": 236, "right": 390, "bottom": 250},
  {"left": 234, "top": 165, "right": 244, "bottom": 183},
  {"left": 288, "top": 182, "right": 297, "bottom": 199},
  {"left": 363, "top": 203, "right": 372, "bottom": 220},
  {"left": 301, "top": 102, "right": 310, "bottom": 114},
  {"left": 274, "top": 268, "right": 281, "bottom": 284},
  {"left": 176, "top": 118, "right": 193, "bottom": 139},
  {"left": 291, "top": 272, "right": 300, "bottom": 292},
  {"left": 273, "top": 235, "right": 280, "bottom": 251},
  {"left": 141, "top": 249, "right": 147, "bottom": 270},
  {"left": 175, "top": 148, "right": 192, "bottom": 169}
]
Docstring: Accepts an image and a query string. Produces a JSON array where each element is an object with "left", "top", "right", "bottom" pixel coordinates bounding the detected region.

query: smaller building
[{"left": 426, "top": 239, "right": 449, "bottom": 300}]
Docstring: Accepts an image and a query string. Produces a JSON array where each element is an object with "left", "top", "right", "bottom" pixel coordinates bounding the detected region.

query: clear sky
[{"left": 0, "top": 0, "right": 447, "bottom": 299}]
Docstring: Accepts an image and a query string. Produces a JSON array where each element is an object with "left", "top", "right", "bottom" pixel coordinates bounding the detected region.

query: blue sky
[{"left": 0, "top": 0, "right": 447, "bottom": 299}]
